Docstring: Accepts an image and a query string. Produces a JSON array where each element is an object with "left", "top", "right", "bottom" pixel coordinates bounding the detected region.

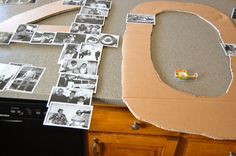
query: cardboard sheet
[
  {"left": 0, "top": 1, "right": 78, "bottom": 32},
  {"left": 122, "top": 1, "right": 236, "bottom": 139}
]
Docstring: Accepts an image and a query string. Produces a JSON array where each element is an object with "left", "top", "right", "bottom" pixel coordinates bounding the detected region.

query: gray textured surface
[
  {"left": 152, "top": 12, "right": 232, "bottom": 97},
  {"left": 0, "top": 0, "right": 235, "bottom": 105}
]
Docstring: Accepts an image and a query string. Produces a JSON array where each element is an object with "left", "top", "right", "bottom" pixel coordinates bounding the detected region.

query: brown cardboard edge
[
  {"left": 122, "top": 1, "right": 236, "bottom": 139},
  {"left": 0, "top": 1, "right": 79, "bottom": 32}
]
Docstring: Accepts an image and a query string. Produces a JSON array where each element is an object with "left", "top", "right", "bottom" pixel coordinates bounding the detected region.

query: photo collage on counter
[
  {"left": 0, "top": 0, "right": 120, "bottom": 130},
  {"left": 44, "top": 0, "right": 120, "bottom": 130}
]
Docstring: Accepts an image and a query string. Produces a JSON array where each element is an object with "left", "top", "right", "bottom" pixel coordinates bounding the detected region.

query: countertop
[{"left": 0, "top": 0, "right": 235, "bottom": 106}]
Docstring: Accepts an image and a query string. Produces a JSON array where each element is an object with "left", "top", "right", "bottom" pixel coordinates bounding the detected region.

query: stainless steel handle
[
  {"left": 93, "top": 137, "right": 98, "bottom": 156},
  {"left": 131, "top": 121, "right": 141, "bottom": 130},
  {"left": 229, "top": 152, "right": 236, "bottom": 156}
]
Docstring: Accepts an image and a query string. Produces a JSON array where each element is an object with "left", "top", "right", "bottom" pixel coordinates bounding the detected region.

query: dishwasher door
[{"left": 0, "top": 98, "right": 85, "bottom": 156}]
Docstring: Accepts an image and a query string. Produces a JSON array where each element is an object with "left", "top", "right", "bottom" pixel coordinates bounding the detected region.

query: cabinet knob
[
  {"left": 229, "top": 152, "right": 236, "bottom": 156},
  {"left": 131, "top": 121, "right": 141, "bottom": 130}
]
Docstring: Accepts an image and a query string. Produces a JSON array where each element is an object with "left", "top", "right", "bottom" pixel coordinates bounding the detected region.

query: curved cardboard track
[{"left": 0, "top": 1, "right": 78, "bottom": 32}]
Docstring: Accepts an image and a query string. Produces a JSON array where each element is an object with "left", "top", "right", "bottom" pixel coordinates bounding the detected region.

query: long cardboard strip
[{"left": 0, "top": 1, "right": 79, "bottom": 32}]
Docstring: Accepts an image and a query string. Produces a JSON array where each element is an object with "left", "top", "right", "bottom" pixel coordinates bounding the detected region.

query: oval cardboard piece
[{"left": 122, "top": 1, "right": 236, "bottom": 139}]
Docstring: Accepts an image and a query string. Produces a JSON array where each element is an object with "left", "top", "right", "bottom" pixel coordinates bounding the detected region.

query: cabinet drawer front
[
  {"left": 183, "top": 139, "right": 236, "bottom": 156},
  {"left": 90, "top": 105, "right": 180, "bottom": 136}
]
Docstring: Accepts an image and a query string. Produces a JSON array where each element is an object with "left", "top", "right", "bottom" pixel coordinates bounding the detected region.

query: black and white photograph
[
  {"left": 53, "top": 32, "right": 86, "bottom": 45},
  {"left": 0, "top": 63, "right": 21, "bottom": 91},
  {"left": 231, "top": 8, "right": 236, "bottom": 20},
  {"left": 62, "top": 0, "right": 86, "bottom": 6},
  {"left": 47, "top": 87, "right": 93, "bottom": 106},
  {"left": 86, "top": 33, "right": 119, "bottom": 48},
  {"left": 57, "top": 73, "right": 98, "bottom": 93},
  {"left": 60, "top": 59, "right": 99, "bottom": 75},
  {"left": 0, "top": 32, "right": 12, "bottom": 44},
  {"left": 99, "top": 33, "right": 119, "bottom": 48},
  {"left": 5, "top": 0, "right": 36, "bottom": 4},
  {"left": 9, "top": 62, "right": 30, "bottom": 67},
  {"left": 8, "top": 64, "right": 32, "bottom": 83},
  {"left": 126, "top": 13, "right": 156, "bottom": 25},
  {"left": 58, "top": 43, "right": 81, "bottom": 64},
  {"left": 79, "top": 6, "right": 109, "bottom": 17},
  {"left": 84, "top": 34, "right": 100, "bottom": 44},
  {"left": 78, "top": 43, "right": 103, "bottom": 61},
  {"left": 11, "top": 24, "right": 38, "bottom": 43},
  {"left": 30, "top": 32, "right": 56, "bottom": 44},
  {"left": 221, "top": 43, "right": 236, "bottom": 56},
  {"left": 85, "top": 0, "right": 112, "bottom": 9},
  {"left": 43, "top": 102, "right": 93, "bottom": 129},
  {"left": 70, "top": 23, "right": 102, "bottom": 35},
  {"left": 7, "top": 66, "right": 45, "bottom": 93},
  {"left": 74, "top": 14, "right": 105, "bottom": 25}
]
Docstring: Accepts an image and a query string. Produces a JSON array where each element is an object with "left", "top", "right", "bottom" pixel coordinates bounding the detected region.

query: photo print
[
  {"left": 53, "top": 32, "right": 86, "bottom": 45},
  {"left": 0, "top": 63, "right": 21, "bottom": 91},
  {"left": 85, "top": 33, "right": 119, "bottom": 48},
  {"left": 7, "top": 66, "right": 45, "bottom": 93},
  {"left": 84, "top": 34, "right": 100, "bottom": 44},
  {"left": 58, "top": 43, "right": 81, "bottom": 64},
  {"left": 11, "top": 24, "right": 38, "bottom": 43},
  {"left": 8, "top": 64, "right": 32, "bottom": 81},
  {"left": 99, "top": 33, "right": 119, "bottom": 48},
  {"left": 79, "top": 6, "right": 109, "bottom": 17},
  {"left": 0, "top": 32, "right": 13, "bottom": 44},
  {"left": 62, "top": 0, "right": 86, "bottom": 6},
  {"left": 30, "top": 32, "right": 56, "bottom": 44},
  {"left": 60, "top": 59, "right": 99, "bottom": 75},
  {"left": 57, "top": 73, "right": 98, "bottom": 93},
  {"left": 221, "top": 43, "right": 236, "bottom": 56},
  {"left": 70, "top": 23, "right": 102, "bottom": 35},
  {"left": 126, "top": 13, "right": 156, "bottom": 25},
  {"left": 78, "top": 43, "right": 103, "bottom": 61},
  {"left": 74, "top": 14, "right": 105, "bottom": 25},
  {"left": 5, "top": 0, "right": 37, "bottom": 4},
  {"left": 47, "top": 87, "right": 93, "bottom": 106},
  {"left": 231, "top": 8, "right": 236, "bottom": 20},
  {"left": 9, "top": 62, "right": 29, "bottom": 67},
  {"left": 85, "top": 0, "right": 112, "bottom": 9},
  {"left": 43, "top": 102, "right": 93, "bottom": 129}
]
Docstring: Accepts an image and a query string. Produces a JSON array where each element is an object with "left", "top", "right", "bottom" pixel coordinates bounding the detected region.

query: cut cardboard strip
[
  {"left": 122, "top": 1, "right": 236, "bottom": 139},
  {"left": 0, "top": 1, "right": 78, "bottom": 32},
  {"left": 37, "top": 25, "right": 70, "bottom": 33}
]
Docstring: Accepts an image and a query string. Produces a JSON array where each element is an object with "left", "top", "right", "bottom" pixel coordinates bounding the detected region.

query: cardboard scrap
[
  {"left": 122, "top": 1, "right": 236, "bottom": 140},
  {"left": 0, "top": 1, "right": 78, "bottom": 33}
]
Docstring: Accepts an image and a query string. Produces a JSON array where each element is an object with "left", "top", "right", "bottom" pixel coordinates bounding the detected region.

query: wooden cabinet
[
  {"left": 175, "top": 136, "right": 236, "bottom": 156},
  {"left": 86, "top": 105, "right": 236, "bottom": 156},
  {"left": 88, "top": 132, "right": 179, "bottom": 156}
]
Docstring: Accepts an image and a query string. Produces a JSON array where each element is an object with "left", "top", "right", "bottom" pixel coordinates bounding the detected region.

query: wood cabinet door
[{"left": 87, "top": 132, "right": 179, "bottom": 156}]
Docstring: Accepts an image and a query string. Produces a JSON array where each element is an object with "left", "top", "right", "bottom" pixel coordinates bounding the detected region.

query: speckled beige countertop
[{"left": 0, "top": 0, "right": 235, "bottom": 106}]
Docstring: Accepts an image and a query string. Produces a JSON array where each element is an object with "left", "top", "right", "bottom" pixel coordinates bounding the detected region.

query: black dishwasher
[{"left": 0, "top": 98, "right": 85, "bottom": 156}]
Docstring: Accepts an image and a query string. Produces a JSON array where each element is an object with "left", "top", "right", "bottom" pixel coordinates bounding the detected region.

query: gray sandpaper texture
[
  {"left": 152, "top": 12, "right": 232, "bottom": 97},
  {"left": 0, "top": 0, "right": 235, "bottom": 105}
]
